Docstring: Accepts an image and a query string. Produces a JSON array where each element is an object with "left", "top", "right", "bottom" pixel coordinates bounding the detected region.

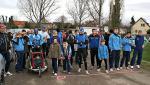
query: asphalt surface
[{"left": 5, "top": 56, "right": 150, "bottom": 85}]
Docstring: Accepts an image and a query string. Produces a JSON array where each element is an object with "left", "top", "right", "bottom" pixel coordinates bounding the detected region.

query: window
[{"left": 141, "top": 24, "right": 145, "bottom": 27}]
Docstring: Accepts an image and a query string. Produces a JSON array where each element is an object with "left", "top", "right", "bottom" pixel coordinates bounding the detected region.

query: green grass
[{"left": 141, "top": 43, "right": 150, "bottom": 71}]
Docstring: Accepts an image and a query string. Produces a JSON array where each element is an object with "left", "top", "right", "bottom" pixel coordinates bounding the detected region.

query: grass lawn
[{"left": 141, "top": 43, "right": 150, "bottom": 71}]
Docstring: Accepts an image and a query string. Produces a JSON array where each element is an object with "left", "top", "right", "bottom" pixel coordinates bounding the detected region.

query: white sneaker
[
  {"left": 6, "top": 72, "right": 13, "bottom": 76},
  {"left": 116, "top": 68, "right": 120, "bottom": 71},
  {"left": 120, "top": 67, "right": 123, "bottom": 70},
  {"left": 85, "top": 70, "right": 90, "bottom": 75},
  {"left": 78, "top": 68, "right": 81, "bottom": 73},
  {"left": 136, "top": 65, "right": 140, "bottom": 69},
  {"left": 54, "top": 73, "right": 57, "bottom": 76},
  {"left": 126, "top": 67, "right": 130, "bottom": 70},
  {"left": 110, "top": 68, "right": 113, "bottom": 72},
  {"left": 131, "top": 66, "right": 134, "bottom": 69},
  {"left": 105, "top": 70, "right": 109, "bottom": 73},
  {"left": 97, "top": 69, "right": 101, "bottom": 72}
]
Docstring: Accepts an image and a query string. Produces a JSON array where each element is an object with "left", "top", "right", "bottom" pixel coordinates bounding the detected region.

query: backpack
[{"left": 67, "top": 34, "right": 75, "bottom": 45}]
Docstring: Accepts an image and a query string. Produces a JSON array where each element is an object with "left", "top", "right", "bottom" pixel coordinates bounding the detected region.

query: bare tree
[
  {"left": 18, "top": 0, "right": 59, "bottom": 28},
  {"left": 86, "top": 0, "right": 104, "bottom": 28},
  {"left": 109, "top": 0, "right": 124, "bottom": 29},
  {"left": 56, "top": 15, "right": 67, "bottom": 29},
  {"left": 67, "top": 0, "right": 89, "bottom": 28}
]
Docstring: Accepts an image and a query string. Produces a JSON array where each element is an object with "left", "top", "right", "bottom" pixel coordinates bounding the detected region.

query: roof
[
  {"left": 131, "top": 17, "right": 150, "bottom": 28},
  {"left": 13, "top": 21, "right": 26, "bottom": 27}
]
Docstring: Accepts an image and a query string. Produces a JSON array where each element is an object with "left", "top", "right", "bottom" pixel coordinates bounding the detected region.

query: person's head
[
  {"left": 79, "top": 27, "right": 84, "bottom": 34},
  {"left": 99, "top": 29, "right": 104, "bottom": 35},
  {"left": 42, "top": 27, "right": 46, "bottom": 32},
  {"left": 138, "top": 30, "right": 143, "bottom": 36},
  {"left": 68, "top": 30, "right": 72, "bottom": 34},
  {"left": 101, "top": 39, "right": 106, "bottom": 45},
  {"left": 109, "top": 29, "right": 114, "bottom": 34},
  {"left": 75, "top": 30, "right": 79, "bottom": 35},
  {"left": 126, "top": 32, "right": 131, "bottom": 38},
  {"left": 22, "top": 30, "right": 26, "bottom": 36},
  {"left": 92, "top": 29, "right": 98, "bottom": 35},
  {"left": 0, "top": 23, "right": 6, "bottom": 33},
  {"left": 16, "top": 32, "right": 22, "bottom": 38},
  {"left": 113, "top": 27, "right": 119, "bottom": 34},
  {"left": 63, "top": 40, "right": 68, "bottom": 49},
  {"left": 34, "top": 28, "right": 38, "bottom": 34}
]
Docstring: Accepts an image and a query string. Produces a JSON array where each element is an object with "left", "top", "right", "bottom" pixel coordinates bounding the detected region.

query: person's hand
[{"left": 142, "top": 45, "right": 144, "bottom": 48}]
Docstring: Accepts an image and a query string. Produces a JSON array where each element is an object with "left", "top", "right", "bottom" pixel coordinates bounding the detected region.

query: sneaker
[
  {"left": 6, "top": 72, "right": 13, "bottom": 76},
  {"left": 85, "top": 70, "right": 90, "bottom": 75},
  {"left": 63, "top": 70, "right": 66, "bottom": 73},
  {"left": 110, "top": 68, "right": 113, "bottom": 72},
  {"left": 105, "top": 70, "right": 109, "bottom": 73},
  {"left": 4, "top": 74, "right": 7, "bottom": 77},
  {"left": 126, "top": 67, "right": 130, "bottom": 70},
  {"left": 52, "top": 71, "right": 54, "bottom": 74},
  {"left": 120, "top": 67, "right": 123, "bottom": 70},
  {"left": 78, "top": 68, "right": 81, "bottom": 73},
  {"left": 54, "top": 73, "right": 57, "bottom": 76},
  {"left": 68, "top": 72, "right": 71, "bottom": 75},
  {"left": 97, "top": 69, "right": 101, "bottom": 72},
  {"left": 130, "top": 66, "right": 134, "bottom": 69},
  {"left": 116, "top": 68, "right": 120, "bottom": 71},
  {"left": 136, "top": 65, "right": 140, "bottom": 69}
]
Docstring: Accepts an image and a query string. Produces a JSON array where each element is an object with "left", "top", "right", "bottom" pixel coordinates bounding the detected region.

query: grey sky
[{"left": 0, "top": 0, "right": 150, "bottom": 24}]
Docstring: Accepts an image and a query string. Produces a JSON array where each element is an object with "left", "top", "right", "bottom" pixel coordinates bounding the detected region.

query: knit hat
[{"left": 79, "top": 27, "right": 84, "bottom": 33}]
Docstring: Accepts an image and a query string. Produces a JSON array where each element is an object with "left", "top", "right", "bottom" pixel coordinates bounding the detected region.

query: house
[
  {"left": 131, "top": 18, "right": 150, "bottom": 34},
  {"left": 13, "top": 21, "right": 26, "bottom": 28}
]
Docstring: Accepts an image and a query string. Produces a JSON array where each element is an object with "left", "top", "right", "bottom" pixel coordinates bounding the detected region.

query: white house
[{"left": 131, "top": 18, "right": 150, "bottom": 34}]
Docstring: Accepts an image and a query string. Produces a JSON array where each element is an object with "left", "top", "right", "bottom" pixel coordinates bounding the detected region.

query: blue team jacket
[
  {"left": 13, "top": 37, "right": 25, "bottom": 52},
  {"left": 76, "top": 34, "right": 88, "bottom": 49},
  {"left": 89, "top": 34, "right": 99, "bottom": 49},
  {"left": 109, "top": 34, "right": 122, "bottom": 50},
  {"left": 32, "top": 34, "right": 43, "bottom": 47},
  {"left": 135, "top": 35, "right": 144, "bottom": 48},
  {"left": 98, "top": 45, "right": 109, "bottom": 59},
  {"left": 122, "top": 37, "right": 132, "bottom": 51}
]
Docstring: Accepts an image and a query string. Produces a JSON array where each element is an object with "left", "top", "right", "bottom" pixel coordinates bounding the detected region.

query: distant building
[
  {"left": 13, "top": 21, "right": 26, "bottom": 28},
  {"left": 131, "top": 18, "right": 150, "bottom": 34}
]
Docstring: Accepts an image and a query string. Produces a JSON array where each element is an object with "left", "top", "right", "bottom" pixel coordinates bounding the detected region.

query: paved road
[{"left": 5, "top": 57, "right": 150, "bottom": 85}]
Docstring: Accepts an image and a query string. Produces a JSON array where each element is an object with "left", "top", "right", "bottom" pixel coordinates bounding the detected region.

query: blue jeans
[
  {"left": 130, "top": 47, "right": 143, "bottom": 66},
  {"left": 63, "top": 57, "right": 71, "bottom": 72},
  {"left": 52, "top": 58, "right": 58, "bottom": 73},
  {"left": 15, "top": 51, "right": 25, "bottom": 71}
]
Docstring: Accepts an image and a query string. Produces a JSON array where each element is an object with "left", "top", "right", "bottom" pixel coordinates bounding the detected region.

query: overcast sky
[{"left": 0, "top": 0, "right": 150, "bottom": 24}]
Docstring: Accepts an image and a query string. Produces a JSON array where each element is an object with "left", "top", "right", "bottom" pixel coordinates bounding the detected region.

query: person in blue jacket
[
  {"left": 89, "top": 29, "right": 100, "bottom": 71},
  {"left": 32, "top": 28, "right": 43, "bottom": 52},
  {"left": 120, "top": 32, "right": 132, "bottom": 69},
  {"left": 130, "top": 30, "right": 144, "bottom": 69},
  {"left": 13, "top": 32, "right": 25, "bottom": 72},
  {"left": 98, "top": 39, "right": 109, "bottom": 73},
  {"left": 109, "top": 28, "right": 122, "bottom": 71},
  {"left": 75, "top": 27, "right": 89, "bottom": 74}
]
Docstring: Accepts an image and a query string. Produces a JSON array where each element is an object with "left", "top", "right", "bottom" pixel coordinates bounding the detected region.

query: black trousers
[
  {"left": 52, "top": 58, "right": 58, "bottom": 73},
  {"left": 120, "top": 51, "right": 130, "bottom": 67},
  {"left": 78, "top": 48, "right": 88, "bottom": 70},
  {"left": 90, "top": 48, "right": 100, "bottom": 68},
  {"left": 109, "top": 50, "right": 120, "bottom": 68},
  {"left": 100, "top": 59, "right": 108, "bottom": 70}
]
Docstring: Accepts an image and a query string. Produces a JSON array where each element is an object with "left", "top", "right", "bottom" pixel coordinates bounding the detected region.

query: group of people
[{"left": 0, "top": 25, "right": 145, "bottom": 76}]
